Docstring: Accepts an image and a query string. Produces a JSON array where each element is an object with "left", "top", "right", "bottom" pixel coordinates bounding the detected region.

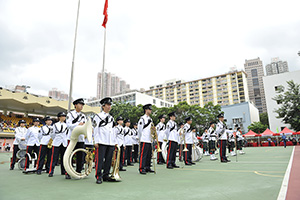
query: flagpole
[
  {"left": 101, "top": 28, "right": 107, "bottom": 99},
  {"left": 68, "top": 0, "right": 81, "bottom": 112}
]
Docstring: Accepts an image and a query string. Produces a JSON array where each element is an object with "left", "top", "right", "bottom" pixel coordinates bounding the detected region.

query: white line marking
[{"left": 277, "top": 146, "right": 295, "bottom": 200}]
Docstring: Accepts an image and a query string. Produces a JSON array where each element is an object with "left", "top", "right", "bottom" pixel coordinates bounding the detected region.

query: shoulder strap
[{"left": 143, "top": 118, "right": 152, "bottom": 129}]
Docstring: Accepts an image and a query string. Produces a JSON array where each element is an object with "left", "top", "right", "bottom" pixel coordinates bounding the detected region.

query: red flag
[
  {"left": 102, "top": 0, "right": 108, "bottom": 28},
  {"left": 3, "top": 138, "right": 6, "bottom": 146}
]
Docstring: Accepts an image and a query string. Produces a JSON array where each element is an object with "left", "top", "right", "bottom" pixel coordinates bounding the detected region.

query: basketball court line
[{"left": 277, "top": 146, "right": 295, "bottom": 200}]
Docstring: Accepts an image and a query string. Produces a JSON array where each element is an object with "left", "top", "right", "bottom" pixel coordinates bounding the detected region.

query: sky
[{"left": 1, "top": 0, "right": 300, "bottom": 100}]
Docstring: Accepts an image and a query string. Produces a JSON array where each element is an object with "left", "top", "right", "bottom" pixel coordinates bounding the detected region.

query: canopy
[
  {"left": 279, "top": 127, "right": 294, "bottom": 135},
  {"left": 293, "top": 131, "right": 300, "bottom": 135},
  {"left": 261, "top": 128, "right": 275, "bottom": 136},
  {"left": 273, "top": 133, "right": 281, "bottom": 136},
  {"left": 243, "top": 130, "right": 260, "bottom": 137}
]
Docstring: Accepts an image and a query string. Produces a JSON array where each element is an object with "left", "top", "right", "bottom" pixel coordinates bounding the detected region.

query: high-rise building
[
  {"left": 48, "top": 88, "right": 68, "bottom": 101},
  {"left": 144, "top": 71, "right": 249, "bottom": 107},
  {"left": 97, "top": 72, "right": 130, "bottom": 99},
  {"left": 244, "top": 58, "right": 267, "bottom": 114},
  {"left": 265, "top": 57, "right": 289, "bottom": 76}
]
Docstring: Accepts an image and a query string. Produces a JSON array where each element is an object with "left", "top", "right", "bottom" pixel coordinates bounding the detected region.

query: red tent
[
  {"left": 273, "top": 133, "right": 281, "bottom": 136},
  {"left": 293, "top": 131, "right": 300, "bottom": 135},
  {"left": 279, "top": 127, "right": 294, "bottom": 135},
  {"left": 243, "top": 130, "right": 260, "bottom": 137},
  {"left": 261, "top": 128, "right": 275, "bottom": 136}
]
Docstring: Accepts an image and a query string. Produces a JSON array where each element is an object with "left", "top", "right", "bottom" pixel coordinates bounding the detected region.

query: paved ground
[{"left": 0, "top": 146, "right": 293, "bottom": 200}]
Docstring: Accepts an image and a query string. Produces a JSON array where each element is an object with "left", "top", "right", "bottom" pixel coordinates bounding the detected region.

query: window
[
  {"left": 254, "top": 88, "right": 260, "bottom": 96},
  {"left": 252, "top": 78, "right": 259, "bottom": 86},
  {"left": 255, "top": 97, "right": 262, "bottom": 106},
  {"left": 153, "top": 99, "right": 156, "bottom": 104},
  {"left": 251, "top": 69, "right": 258, "bottom": 77}
]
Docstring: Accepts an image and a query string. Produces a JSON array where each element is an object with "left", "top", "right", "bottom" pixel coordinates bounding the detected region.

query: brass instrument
[
  {"left": 47, "top": 138, "right": 53, "bottom": 149},
  {"left": 63, "top": 117, "right": 93, "bottom": 179},
  {"left": 110, "top": 145, "right": 121, "bottom": 181},
  {"left": 179, "top": 128, "right": 188, "bottom": 152},
  {"left": 150, "top": 122, "right": 162, "bottom": 152}
]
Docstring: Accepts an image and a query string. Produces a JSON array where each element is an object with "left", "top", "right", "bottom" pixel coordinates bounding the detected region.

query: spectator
[
  {"left": 268, "top": 137, "right": 272, "bottom": 146},
  {"left": 282, "top": 133, "right": 287, "bottom": 148},
  {"left": 273, "top": 139, "right": 277, "bottom": 146},
  {"left": 5, "top": 143, "right": 11, "bottom": 151}
]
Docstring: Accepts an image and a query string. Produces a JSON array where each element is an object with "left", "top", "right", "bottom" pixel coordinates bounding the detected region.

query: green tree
[
  {"left": 259, "top": 112, "right": 269, "bottom": 127},
  {"left": 247, "top": 122, "right": 268, "bottom": 134},
  {"left": 273, "top": 80, "right": 300, "bottom": 131}
]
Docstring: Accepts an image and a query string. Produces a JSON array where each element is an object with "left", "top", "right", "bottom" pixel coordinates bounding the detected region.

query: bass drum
[
  {"left": 161, "top": 141, "right": 168, "bottom": 162},
  {"left": 192, "top": 146, "right": 203, "bottom": 162},
  {"left": 16, "top": 149, "right": 27, "bottom": 159},
  {"left": 18, "top": 157, "right": 26, "bottom": 170},
  {"left": 18, "top": 141, "right": 27, "bottom": 150}
]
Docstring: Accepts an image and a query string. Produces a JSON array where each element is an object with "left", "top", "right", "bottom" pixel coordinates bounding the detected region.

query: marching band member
[
  {"left": 36, "top": 117, "right": 53, "bottom": 174},
  {"left": 236, "top": 127, "right": 245, "bottom": 154},
  {"left": 24, "top": 118, "right": 41, "bottom": 171},
  {"left": 10, "top": 119, "right": 27, "bottom": 170},
  {"left": 138, "top": 104, "right": 155, "bottom": 174},
  {"left": 115, "top": 116, "right": 126, "bottom": 171},
  {"left": 216, "top": 114, "right": 230, "bottom": 162},
  {"left": 183, "top": 117, "right": 195, "bottom": 165},
  {"left": 48, "top": 112, "right": 68, "bottom": 177},
  {"left": 202, "top": 129, "right": 210, "bottom": 156},
  {"left": 93, "top": 97, "right": 116, "bottom": 184},
  {"left": 165, "top": 112, "right": 180, "bottom": 169},
  {"left": 178, "top": 122, "right": 184, "bottom": 162},
  {"left": 66, "top": 98, "right": 86, "bottom": 178},
  {"left": 131, "top": 123, "right": 139, "bottom": 163},
  {"left": 227, "top": 128, "right": 236, "bottom": 156},
  {"left": 208, "top": 122, "right": 218, "bottom": 161},
  {"left": 156, "top": 115, "right": 166, "bottom": 165},
  {"left": 124, "top": 119, "right": 134, "bottom": 166}
]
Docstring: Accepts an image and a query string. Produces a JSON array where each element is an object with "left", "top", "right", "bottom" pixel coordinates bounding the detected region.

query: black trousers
[
  {"left": 10, "top": 144, "right": 19, "bottom": 169},
  {"left": 209, "top": 140, "right": 216, "bottom": 154},
  {"left": 49, "top": 145, "right": 66, "bottom": 175},
  {"left": 133, "top": 144, "right": 139, "bottom": 162},
  {"left": 203, "top": 142, "right": 208, "bottom": 153},
  {"left": 237, "top": 140, "right": 243, "bottom": 150},
  {"left": 95, "top": 144, "right": 114, "bottom": 180},
  {"left": 166, "top": 141, "right": 177, "bottom": 167},
  {"left": 36, "top": 145, "right": 52, "bottom": 172},
  {"left": 228, "top": 141, "right": 235, "bottom": 153},
  {"left": 125, "top": 145, "right": 133, "bottom": 165},
  {"left": 25, "top": 145, "right": 39, "bottom": 170},
  {"left": 183, "top": 144, "right": 192, "bottom": 164},
  {"left": 74, "top": 142, "right": 84, "bottom": 173},
  {"left": 139, "top": 142, "right": 152, "bottom": 172},
  {"left": 219, "top": 140, "right": 227, "bottom": 161},
  {"left": 178, "top": 144, "right": 183, "bottom": 160},
  {"left": 157, "top": 142, "right": 165, "bottom": 163},
  {"left": 119, "top": 145, "right": 125, "bottom": 169}
]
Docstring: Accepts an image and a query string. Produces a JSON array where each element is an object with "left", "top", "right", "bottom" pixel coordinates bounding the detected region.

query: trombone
[{"left": 150, "top": 122, "right": 162, "bottom": 174}]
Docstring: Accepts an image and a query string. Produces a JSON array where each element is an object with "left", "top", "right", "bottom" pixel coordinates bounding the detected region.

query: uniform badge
[{"left": 139, "top": 122, "right": 142, "bottom": 125}]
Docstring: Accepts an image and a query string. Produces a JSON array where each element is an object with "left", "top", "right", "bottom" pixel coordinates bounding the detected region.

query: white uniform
[
  {"left": 202, "top": 131, "right": 209, "bottom": 143},
  {"left": 208, "top": 127, "right": 217, "bottom": 141},
  {"left": 156, "top": 122, "right": 166, "bottom": 143},
  {"left": 227, "top": 130, "right": 235, "bottom": 142},
  {"left": 216, "top": 120, "right": 227, "bottom": 140},
  {"left": 51, "top": 121, "right": 68, "bottom": 147},
  {"left": 166, "top": 120, "right": 179, "bottom": 143},
  {"left": 115, "top": 125, "right": 124, "bottom": 146},
  {"left": 39, "top": 125, "right": 53, "bottom": 145},
  {"left": 93, "top": 111, "right": 115, "bottom": 146},
  {"left": 236, "top": 131, "right": 243, "bottom": 141},
  {"left": 138, "top": 114, "right": 152, "bottom": 143},
  {"left": 183, "top": 123, "right": 196, "bottom": 144},
  {"left": 66, "top": 110, "right": 86, "bottom": 142},
  {"left": 25, "top": 126, "right": 41, "bottom": 146},
  {"left": 124, "top": 126, "right": 133, "bottom": 146},
  {"left": 131, "top": 128, "right": 139, "bottom": 145},
  {"left": 13, "top": 127, "right": 27, "bottom": 145}
]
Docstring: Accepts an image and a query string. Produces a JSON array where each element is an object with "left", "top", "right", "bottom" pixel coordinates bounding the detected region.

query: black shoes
[
  {"left": 173, "top": 165, "right": 180, "bottom": 168},
  {"left": 103, "top": 176, "right": 115, "bottom": 182},
  {"left": 191, "top": 162, "right": 196, "bottom": 165},
  {"left": 48, "top": 174, "right": 53, "bottom": 177},
  {"left": 185, "top": 163, "right": 192, "bottom": 165},
  {"left": 139, "top": 170, "right": 147, "bottom": 175},
  {"left": 146, "top": 169, "right": 155, "bottom": 173},
  {"left": 65, "top": 174, "right": 71, "bottom": 179},
  {"left": 127, "top": 163, "right": 134, "bottom": 166},
  {"left": 167, "top": 165, "right": 174, "bottom": 169},
  {"left": 96, "top": 178, "right": 103, "bottom": 184},
  {"left": 37, "top": 171, "right": 41, "bottom": 175},
  {"left": 10, "top": 167, "right": 14, "bottom": 170},
  {"left": 157, "top": 162, "right": 164, "bottom": 165},
  {"left": 119, "top": 168, "right": 126, "bottom": 171}
]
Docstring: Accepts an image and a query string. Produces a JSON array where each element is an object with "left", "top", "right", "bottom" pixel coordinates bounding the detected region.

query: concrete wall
[{"left": 263, "top": 70, "right": 300, "bottom": 132}]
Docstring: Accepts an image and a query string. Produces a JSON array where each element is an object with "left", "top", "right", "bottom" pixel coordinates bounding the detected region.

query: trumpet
[
  {"left": 47, "top": 138, "right": 53, "bottom": 149},
  {"left": 150, "top": 123, "right": 162, "bottom": 152}
]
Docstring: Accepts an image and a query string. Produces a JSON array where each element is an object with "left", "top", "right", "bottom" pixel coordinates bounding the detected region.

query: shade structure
[
  {"left": 292, "top": 131, "right": 300, "bottom": 135},
  {"left": 243, "top": 130, "right": 260, "bottom": 137},
  {"left": 279, "top": 127, "right": 294, "bottom": 135},
  {"left": 261, "top": 128, "right": 275, "bottom": 136}
]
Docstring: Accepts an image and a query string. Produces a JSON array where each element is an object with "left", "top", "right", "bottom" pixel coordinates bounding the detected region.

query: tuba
[
  {"left": 63, "top": 117, "right": 93, "bottom": 179},
  {"left": 110, "top": 145, "right": 121, "bottom": 181},
  {"left": 150, "top": 122, "right": 162, "bottom": 152}
]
